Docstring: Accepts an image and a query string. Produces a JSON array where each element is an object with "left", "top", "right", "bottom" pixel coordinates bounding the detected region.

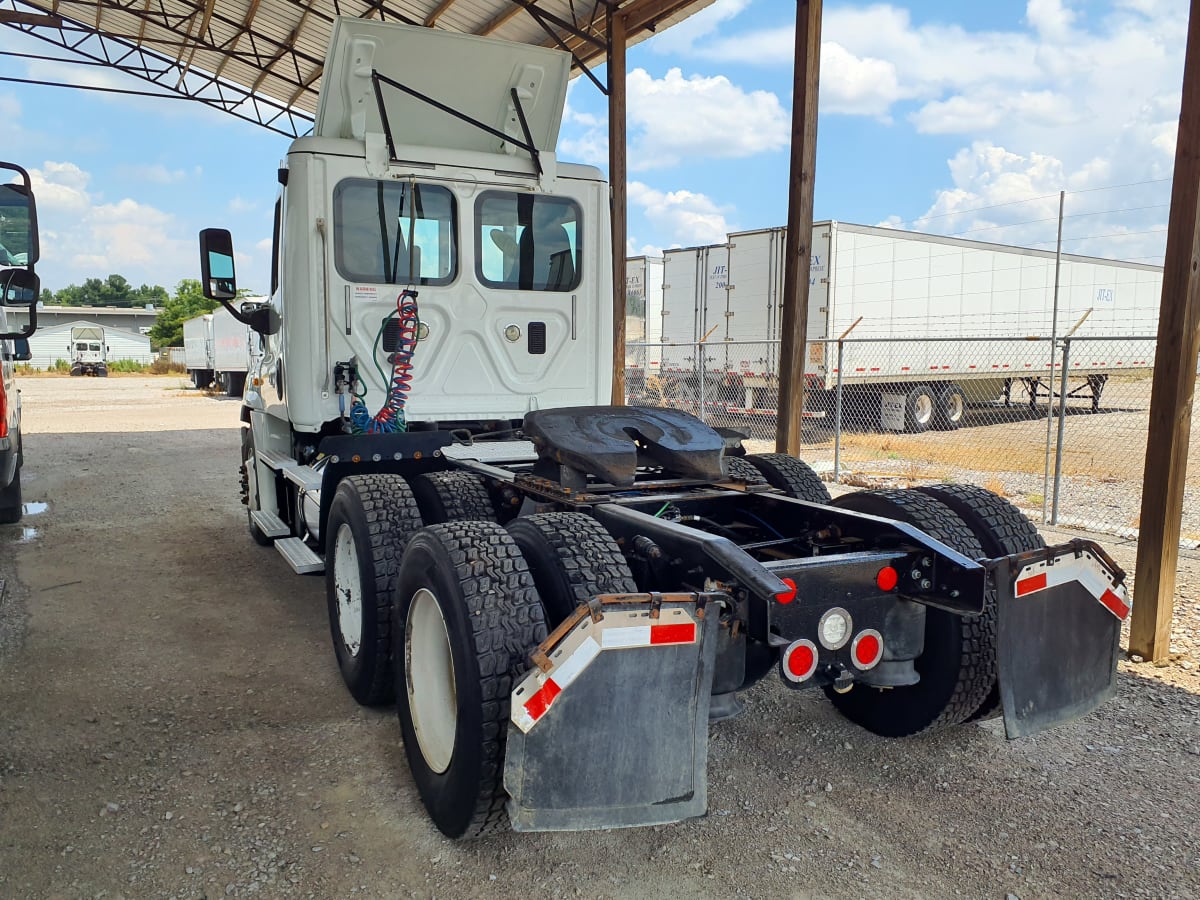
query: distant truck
[
  {"left": 643, "top": 222, "right": 1161, "bottom": 431},
  {"left": 68, "top": 325, "right": 107, "bottom": 377},
  {"left": 184, "top": 305, "right": 260, "bottom": 395}
]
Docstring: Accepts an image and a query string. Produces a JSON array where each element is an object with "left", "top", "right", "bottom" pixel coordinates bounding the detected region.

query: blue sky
[{"left": 0, "top": 0, "right": 1186, "bottom": 295}]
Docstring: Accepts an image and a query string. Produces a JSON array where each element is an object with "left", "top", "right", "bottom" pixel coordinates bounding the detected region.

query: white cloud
[
  {"left": 117, "top": 164, "right": 188, "bottom": 184},
  {"left": 628, "top": 181, "right": 732, "bottom": 247},
  {"left": 559, "top": 67, "right": 790, "bottom": 170},
  {"left": 27, "top": 160, "right": 200, "bottom": 291},
  {"left": 228, "top": 196, "right": 257, "bottom": 213},
  {"left": 645, "top": 0, "right": 754, "bottom": 55},
  {"left": 627, "top": 68, "right": 789, "bottom": 169},
  {"left": 1026, "top": 0, "right": 1077, "bottom": 39}
]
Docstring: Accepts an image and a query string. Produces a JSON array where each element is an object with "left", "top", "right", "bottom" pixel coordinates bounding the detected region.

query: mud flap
[
  {"left": 504, "top": 595, "right": 720, "bottom": 832},
  {"left": 993, "top": 541, "right": 1129, "bottom": 739}
]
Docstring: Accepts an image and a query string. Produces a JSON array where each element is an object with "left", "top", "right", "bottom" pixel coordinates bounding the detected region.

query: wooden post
[
  {"left": 1130, "top": 0, "right": 1200, "bottom": 661},
  {"left": 776, "top": 0, "right": 822, "bottom": 453},
  {"left": 608, "top": 9, "right": 628, "bottom": 405}
]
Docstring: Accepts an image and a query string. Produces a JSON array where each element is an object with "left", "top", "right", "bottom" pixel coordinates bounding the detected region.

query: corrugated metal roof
[{"left": 1, "top": 0, "right": 717, "bottom": 136}]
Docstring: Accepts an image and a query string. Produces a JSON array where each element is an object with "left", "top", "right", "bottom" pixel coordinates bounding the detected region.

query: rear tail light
[
  {"left": 851, "top": 629, "right": 884, "bottom": 670},
  {"left": 782, "top": 639, "right": 818, "bottom": 683},
  {"left": 774, "top": 577, "right": 797, "bottom": 604},
  {"left": 876, "top": 566, "right": 899, "bottom": 591},
  {"left": 0, "top": 377, "right": 7, "bottom": 439}
]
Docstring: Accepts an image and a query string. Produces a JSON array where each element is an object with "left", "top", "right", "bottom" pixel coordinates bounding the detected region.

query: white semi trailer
[
  {"left": 212, "top": 303, "right": 261, "bottom": 396},
  {"left": 623, "top": 255, "right": 664, "bottom": 391},
  {"left": 184, "top": 306, "right": 261, "bottom": 395},
  {"left": 182, "top": 313, "right": 213, "bottom": 389},
  {"left": 647, "top": 223, "right": 1161, "bottom": 431},
  {"left": 196, "top": 16, "right": 1129, "bottom": 841}
]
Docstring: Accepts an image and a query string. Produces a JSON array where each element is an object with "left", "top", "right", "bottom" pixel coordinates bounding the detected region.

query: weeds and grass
[
  {"left": 13, "top": 357, "right": 186, "bottom": 376},
  {"left": 1026, "top": 492, "right": 1045, "bottom": 506}
]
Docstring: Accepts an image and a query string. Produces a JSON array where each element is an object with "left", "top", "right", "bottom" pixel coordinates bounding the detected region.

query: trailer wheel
[
  {"left": 410, "top": 472, "right": 497, "bottom": 524},
  {"left": 394, "top": 521, "right": 547, "bottom": 838},
  {"left": 723, "top": 455, "right": 770, "bottom": 486},
  {"left": 506, "top": 512, "right": 637, "bottom": 626},
  {"left": 904, "top": 385, "right": 936, "bottom": 433},
  {"left": 0, "top": 464, "right": 21, "bottom": 525},
  {"left": 325, "top": 475, "right": 424, "bottom": 706},
  {"left": 240, "top": 427, "right": 272, "bottom": 547},
  {"left": 744, "top": 453, "right": 830, "bottom": 504},
  {"left": 916, "top": 483, "right": 1045, "bottom": 721},
  {"left": 826, "top": 489, "right": 994, "bottom": 736},
  {"left": 934, "top": 383, "right": 967, "bottom": 430}
]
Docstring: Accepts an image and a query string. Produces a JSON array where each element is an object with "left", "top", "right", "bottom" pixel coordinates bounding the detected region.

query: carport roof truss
[{"left": 0, "top": 0, "right": 715, "bottom": 136}]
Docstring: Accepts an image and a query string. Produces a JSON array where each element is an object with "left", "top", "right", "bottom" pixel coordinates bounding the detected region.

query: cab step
[
  {"left": 250, "top": 510, "right": 290, "bottom": 539},
  {"left": 274, "top": 537, "right": 324, "bottom": 575}
]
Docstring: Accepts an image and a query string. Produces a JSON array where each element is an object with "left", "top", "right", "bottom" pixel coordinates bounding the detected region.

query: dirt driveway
[{"left": 1, "top": 376, "right": 1198, "bottom": 899}]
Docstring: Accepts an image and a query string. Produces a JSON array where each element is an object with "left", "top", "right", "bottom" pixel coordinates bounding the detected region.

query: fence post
[
  {"left": 696, "top": 343, "right": 706, "bottom": 424},
  {"left": 833, "top": 340, "right": 845, "bottom": 482},
  {"left": 1051, "top": 337, "right": 1072, "bottom": 525}
]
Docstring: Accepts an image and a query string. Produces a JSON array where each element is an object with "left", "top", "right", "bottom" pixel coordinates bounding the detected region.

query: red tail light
[
  {"left": 876, "top": 566, "right": 898, "bottom": 591},
  {"left": 0, "top": 377, "right": 7, "bottom": 440},
  {"left": 851, "top": 630, "right": 884, "bottom": 670},
  {"left": 775, "top": 577, "right": 797, "bottom": 604},
  {"left": 782, "top": 639, "right": 818, "bottom": 683}
]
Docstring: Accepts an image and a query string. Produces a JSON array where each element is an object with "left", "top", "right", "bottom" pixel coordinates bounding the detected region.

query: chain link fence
[{"left": 625, "top": 335, "right": 1184, "bottom": 543}]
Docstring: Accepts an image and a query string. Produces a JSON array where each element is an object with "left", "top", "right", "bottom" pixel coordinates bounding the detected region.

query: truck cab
[
  {"left": 0, "top": 161, "right": 40, "bottom": 524},
  {"left": 69, "top": 326, "right": 108, "bottom": 377}
]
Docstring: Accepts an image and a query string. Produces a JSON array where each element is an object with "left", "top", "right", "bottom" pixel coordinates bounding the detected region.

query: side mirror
[
  {"left": 0, "top": 164, "right": 39, "bottom": 266},
  {"left": 239, "top": 300, "right": 281, "bottom": 336},
  {"left": 199, "top": 228, "right": 238, "bottom": 300},
  {"left": 12, "top": 337, "right": 30, "bottom": 361},
  {"left": 0, "top": 268, "right": 38, "bottom": 339}
]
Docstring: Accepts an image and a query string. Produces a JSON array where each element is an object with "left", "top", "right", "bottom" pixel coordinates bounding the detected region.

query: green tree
[{"left": 148, "top": 278, "right": 220, "bottom": 347}]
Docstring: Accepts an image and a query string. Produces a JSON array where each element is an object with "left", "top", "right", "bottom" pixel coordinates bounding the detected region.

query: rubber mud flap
[
  {"left": 992, "top": 542, "right": 1127, "bottom": 739},
  {"left": 503, "top": 602, "right": 719, "bottom": 831}
]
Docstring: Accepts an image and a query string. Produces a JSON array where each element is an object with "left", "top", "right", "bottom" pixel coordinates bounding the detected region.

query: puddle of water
[
  {"left": 18, "top": 526, "right": 38, "bottom": 543},
  {"left": 21, "top": 502, "right": 48, "bottom": 516}
]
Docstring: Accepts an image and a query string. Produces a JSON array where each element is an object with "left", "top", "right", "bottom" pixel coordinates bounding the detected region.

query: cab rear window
[
  {"left": 475, "top": 192, "right": 581, "bottom": 292},
  {"left": 333, "top": 179, "right": 456, "bottom": 286}
]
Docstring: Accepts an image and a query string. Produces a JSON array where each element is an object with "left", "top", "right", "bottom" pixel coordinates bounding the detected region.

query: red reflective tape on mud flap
[
  {"left": 650, "top": 622, "right": 697, "bottom": 645},
  {"left": 1016, "top": 572, "right": 1047, "bottom": 596},
  {"left": 1099, "top": 588, "right": 1132, "bottom": 621},
  {"left": 523, "top": 678, "right": 562, "bottom": 723}
]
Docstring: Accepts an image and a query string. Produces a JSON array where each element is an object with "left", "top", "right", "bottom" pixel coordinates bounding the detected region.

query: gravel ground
[{"left": 1, "top": 375, "right": 1198, "bottom": 899}]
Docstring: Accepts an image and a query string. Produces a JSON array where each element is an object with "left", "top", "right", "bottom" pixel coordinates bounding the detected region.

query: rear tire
[
  {"left": 506, "top": 512, "right": 637, "bottom": 627},
  {"left": 0, "top": 464, "right": 22, "bottom": 525},
  {"left": 744, "top": 453, "right": 831, "bottom": 503},
  {"left": 410, "top": 472, "right": 496, "bottom": 524},
  {"left": 325, "top": 475, "right": 423, "bottom": 706},
  {"left": 723, "top": 455, "right": 769, "bottom": 486},
  {"left": 826, "top": 489, "right": 993, "bottom": 736},
  {"left": 917, "top": 483, "right": 1045, "bottom": 722},
  {"left": 394, "top": 522, "right": 547, "bottom": 838},
  {"left": 934, "top": 383, "right": 966, "bottom": 430},
  {"left": 904, "top": 385, "right": 936, "bottom": 433}
]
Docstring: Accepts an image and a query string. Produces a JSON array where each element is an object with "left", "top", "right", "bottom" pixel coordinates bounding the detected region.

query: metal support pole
[
  {"left": 833, "top": 340, "right": 845, "bottom": 482},
  {"left": 696, "top": 344, "right": 706, "bottom": 423},
  {"left": 1042, "top": 190, "right": 1065, "bottom": 523},
  {"left": 607, "top": 9, "right": 628, "bottom": 405},
  {"left": 1051, "top": 337, "right": 1071, "bottom": 524}
]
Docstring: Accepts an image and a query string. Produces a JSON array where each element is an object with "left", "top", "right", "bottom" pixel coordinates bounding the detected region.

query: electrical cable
[{"left": 349, "top": 289, "right": 419, "bottom": 434}]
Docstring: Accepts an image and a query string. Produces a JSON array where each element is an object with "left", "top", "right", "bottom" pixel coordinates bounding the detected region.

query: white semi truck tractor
[
  {"left": 68, "top": 325, "right": 107, "bottom": 377},
  {"left": 199, "top": 18, "right": 1131, "bottom": 839}
]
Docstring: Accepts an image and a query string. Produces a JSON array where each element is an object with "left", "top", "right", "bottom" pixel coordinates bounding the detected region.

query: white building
[{"left": 27, "top": 320, "right": 154, "bottom": 370}]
